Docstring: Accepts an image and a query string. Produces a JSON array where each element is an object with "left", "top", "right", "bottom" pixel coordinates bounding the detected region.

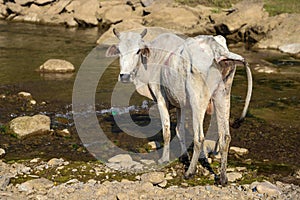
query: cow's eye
[{"left": 136, "top": 49, "right": 141, "bottom": 54}]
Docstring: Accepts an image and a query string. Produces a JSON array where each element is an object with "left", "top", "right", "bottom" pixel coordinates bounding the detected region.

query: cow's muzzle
[{"left": 119, "top": 73, "right": 131, "bottom": 83}]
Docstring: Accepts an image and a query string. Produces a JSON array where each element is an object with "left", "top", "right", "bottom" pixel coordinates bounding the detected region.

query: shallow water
[
  {"left": 0, "top": 21, "right": 299, "bottom": 183},
  {"left": 0, "top": 21, "right": 101, "bottom": 103}
]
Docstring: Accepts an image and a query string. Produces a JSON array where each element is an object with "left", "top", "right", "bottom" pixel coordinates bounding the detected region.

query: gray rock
[
  {"left": 0, "top": 4, "right": 8, "bottom": 19},
  {"left": 141, "top": 0, "right": 155, "bottom": 7},
  {"left": 140, "top": 172, "right": 165, "bottom": 185},
  {"left": 213, "top": 1, "right": 268, "bottom": 36},
  {"left": 227, "top": 172, "right": 242, "bottom": 182},
  {"left": 46, "top": 0, "right": 72, "bottom": 15},
  {"left": 294, "top": 169, "right": 300, "bottom": 179},
  {"left": 30, "top": 158, "right": 40, "bottom": 163},
  {"left": 256, "top": 181, "right": 281, "bottom": 196},
  {"left": 0, "top": 148, "right": 5, "bottom": 157},
  {"left": 108, "top": 154, "right": 132, "bottom": 163},
  {"left": 140, "top": 159, "right": 155, "bottom": 165},
  {"left": 18, "top": 178, "right": 53, "bottom": 193},
  {"left": 254, "top": 66, "right": 277, "bottom": 74},
  {"left": 144, "top": 6, "right": 199, "bottom": 31},
  {"left": 18, "top": 91, "right": 32, "bottom": 98},
  {"left": 39, "top": 59, "right": 75, "bottom": 73},
  {"left": 65, "top": 0, "right": 80, "bottom": 13},
  {"left": 73, "top": 0, "right": 99, "bottom": 26},
  {"left": 158, "top": 179, "right": 167, "bottom": 188},
  {"left": 235, "top": 167, "right": 247, "bottom": 172},
  {"left": 47, "top": 158, "right": 65, "bottom": 167},
  {"left": 56, "top": 129, "right": 71, "bottom": 137},
  {"left": 9, "top": 114, "right": 51, "bottom": 138},
  {"left": 279, "top": 43, "right": 300, "bottom": 54},
  {"left": 15, "top": 0, "right": 34, "bottom": 6},
  {"left": 34, "top": 0, "right": 55, "bottom": 5},
  {"left": 6, "top": 2, "right": 23, "bottom": 14},
  {"left": 102, "top": 5, "right": 132, "bottom": 24},
  {"left": 63, "top": 14, "right": 78, "bottom": 27},
  {"left": 0, "top": 175, "right": 10, "bottom": 190},
  {"left": 147, "top": 141, "right": 160, "bottom": 150},
  {"left": 229, "top": 146, "right": 249, "bottom": 156},
  {"left": 256, "top": 14, "right": 300, "bottom": 51}
]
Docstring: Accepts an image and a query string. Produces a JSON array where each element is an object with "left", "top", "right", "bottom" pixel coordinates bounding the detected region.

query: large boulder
[
  {"left": 213, "top": 1, "right": 268, "bottom": 41},
  {"left": 73, "top": 0, "right": 100, "bottom": 26},
  {"left": 6, "top": 2, "right": 24, "bottom": 15},
  {"left": 18, "top": 178, "right": 54, "bottom": 193},
  {"left": 9, "top": 114, "right": 51, "bottom": 138},
  {"left": 15, "top": 0, "right": 35, "bottom": 6},
  {"left": 144, "top": 6, "right": 200, "bottom": 32},
  {"left": 65, "top": 0, "right": 80, "bottom": 12},
  {"left": 96, "top": 20, "right": 144, "bottom": 45},
  {"left": 0, "top": 4, "right": 8, "bottom": 19},
  {"left": 34, "top": 0, "right": 55, "bottom": 6},
  {"left": 46, "top": 0, "right": 72, "bottom": 15},
  {"left": 102, "top": 5, "right": 133, "bottom": 24},
  {"left": 39, "top": 59, "right": 75, "bottom": 73},
  {"left": 255, "top": 14, "right": 300, "bottom": 54},
  {"left": 96, "top": 21, "right": 177, "bottom": 45}
]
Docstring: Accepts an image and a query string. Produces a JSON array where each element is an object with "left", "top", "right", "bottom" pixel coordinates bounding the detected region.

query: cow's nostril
[{"left": 120, "top": 74, "right": 131, "bottom": 82}]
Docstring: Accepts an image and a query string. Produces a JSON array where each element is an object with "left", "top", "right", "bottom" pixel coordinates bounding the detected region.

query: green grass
[
  {"left": 176, "top": 0, "right": 300, "bottom": 15},
  {"left": 175, "top": 0, "right": 242, "bottom": 8},
  {"left": 264, "top": 0, "right": 300, "bottom": 16}
]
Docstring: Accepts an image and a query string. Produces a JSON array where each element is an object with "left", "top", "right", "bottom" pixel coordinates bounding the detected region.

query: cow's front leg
[{"left": 157, "top": 99, "right": 171, "bottom": 164}]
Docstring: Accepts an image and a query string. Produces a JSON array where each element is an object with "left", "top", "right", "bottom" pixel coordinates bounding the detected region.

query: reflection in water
[
  {"left": 0, "top": 21, "right": 100, "bottom": 103},
  {"left": 0, "top": 21, "right": 300, "bottom": 171}
]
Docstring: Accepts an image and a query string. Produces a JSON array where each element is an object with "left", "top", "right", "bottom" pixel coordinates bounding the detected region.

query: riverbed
[{"left": 0, "top": 21, "right": 299, "bottom": 184}]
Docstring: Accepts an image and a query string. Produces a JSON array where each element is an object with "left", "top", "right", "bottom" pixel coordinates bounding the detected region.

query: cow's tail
[{"left": 232, "top": 61, "right": 253, "bottom": 128}]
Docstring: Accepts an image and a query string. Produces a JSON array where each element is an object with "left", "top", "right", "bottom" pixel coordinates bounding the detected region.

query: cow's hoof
[
  {"left": 183, "top": 172, "right": 194, "bottom": 180},
  {"left": 220, "top": 176, "right": 228, "bottom": 187},
  {"left": 158, "top": 158, "right": 169, "bottom": 165},
  {"left": 179, "top": 153, "right": 190, "bottom": 166},
  {"left": 214, "top": 175, "right": 220, "bottom": 185}
]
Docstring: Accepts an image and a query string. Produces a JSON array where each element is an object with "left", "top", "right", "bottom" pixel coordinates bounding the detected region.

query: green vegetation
[
  {"left": 175, "top": 0, "right": 241, "bottom": 8},
  {"left": 264, "top": 0, "right": 300, "bottom": 16},
  {"left": 176, "top": 0, "right": 300, "bottom": 15}
]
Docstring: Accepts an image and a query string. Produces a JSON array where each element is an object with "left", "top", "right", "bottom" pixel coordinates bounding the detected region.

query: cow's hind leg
[
  {"left": 214, "top": 85, "right": 231, "bottom": 186},
  {"left": 176, "top": 108, "right": 190, "bottom": 165},
  {"left": 184, "top": 78, "right": 210, "bottom": 178},
  {"left": 184, "top": 102, "right": 208, "bottom": 178}
]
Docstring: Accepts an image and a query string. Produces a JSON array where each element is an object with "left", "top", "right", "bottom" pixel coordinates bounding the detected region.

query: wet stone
[
  {"left": 39, "top": 59, "right": 75, "bottom": 73},
  {"left": 9, "top": 114, "right": 51, "bottom": 138},
  {"left": 18, "top": 92, "right": 32, "bottom": 98},
  {"left": 229, "top": 146, "right": 249, "bottom": 156},
  {"left": 0, "top": 148, "right": 5, "bottom": 157},
  {"left": 56, "top": 129, "right": 71, "bottom": 137}
]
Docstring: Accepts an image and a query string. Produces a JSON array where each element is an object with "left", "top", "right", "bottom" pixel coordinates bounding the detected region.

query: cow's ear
[
  {"left": 140, "top": 46, "right": 150, "bottom": 57},
  {"left": 106, "top": 45, "right": 120, "bottom": 57}
]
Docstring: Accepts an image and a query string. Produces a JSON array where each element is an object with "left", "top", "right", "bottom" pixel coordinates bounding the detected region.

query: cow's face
[{"left": 106, "top": 28, "right": 149, "bottom": 83}]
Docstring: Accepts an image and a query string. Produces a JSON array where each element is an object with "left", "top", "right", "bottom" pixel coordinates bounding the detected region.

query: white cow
[{"left": 106, "top": 29, "right": 252, "bottom": 186}]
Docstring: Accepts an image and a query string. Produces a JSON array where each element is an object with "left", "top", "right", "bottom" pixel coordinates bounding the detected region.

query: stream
[{"left": 0, "top": 21, "right": 299, "bottom": 184}]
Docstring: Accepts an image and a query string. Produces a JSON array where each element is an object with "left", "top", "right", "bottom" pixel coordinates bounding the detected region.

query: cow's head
[{"left": 106, "top": 28, "right": 150, "bottom": 83}]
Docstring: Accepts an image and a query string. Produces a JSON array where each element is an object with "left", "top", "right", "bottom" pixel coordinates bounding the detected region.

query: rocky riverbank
[
  {"left": 1, "top": 87, "right": 300, "bottom": 199},
  {"left": 0, "top": 0, "right": 300, "bottom": 55},
  {"left": 1, "top": 156, "right": 300, "bottom": 199}
]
